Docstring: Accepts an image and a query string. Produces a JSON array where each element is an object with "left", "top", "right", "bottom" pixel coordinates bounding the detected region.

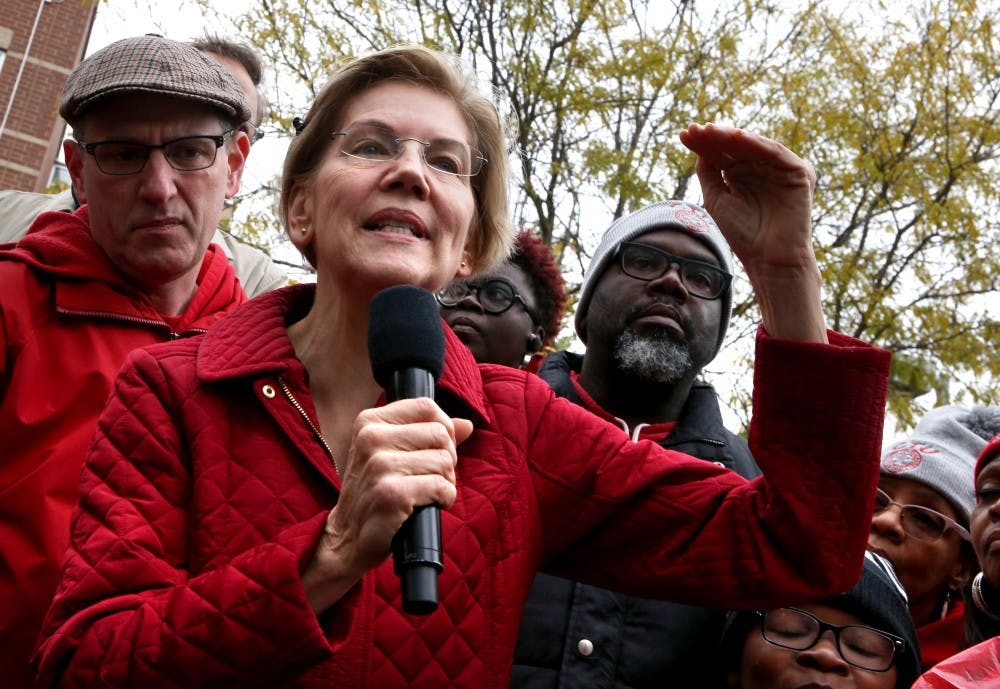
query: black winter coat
[{"left": 511, "top": 351, "right": 760, "bottom": 689}]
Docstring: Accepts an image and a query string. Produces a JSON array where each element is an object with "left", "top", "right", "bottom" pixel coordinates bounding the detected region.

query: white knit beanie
[
  {"left": 574, "top": 201, "right": 734, "bottom": 356},
  {"left": 881, "top": 404, "right": 1000, "bottom": 523}
]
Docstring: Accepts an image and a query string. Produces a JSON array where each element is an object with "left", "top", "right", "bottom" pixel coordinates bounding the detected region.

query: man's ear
[
  {"left": 64, "top": 140, "right": 87, "bottom": 204},
  {"left": 224, "top": 130, "right": 252, "bottom": 199}
]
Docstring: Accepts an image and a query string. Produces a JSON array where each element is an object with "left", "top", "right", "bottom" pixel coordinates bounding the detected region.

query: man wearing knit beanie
[
  {"left": 513, "top": 201, "right": 758, "bottom": 688},
  {"left": 870, "top": 404, "right": 1000, "bottom": 670}
]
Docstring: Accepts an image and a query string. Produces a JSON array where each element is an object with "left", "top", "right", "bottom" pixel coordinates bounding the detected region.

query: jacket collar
[
  {"left": 197, "top": 284, "right": 491, "bottom": 426},
  {"left": 538, "top": 349, "right": 730, "bottom": 445},
  {"left": 4, "top": 205, "right": 246, "bottom": 333}
]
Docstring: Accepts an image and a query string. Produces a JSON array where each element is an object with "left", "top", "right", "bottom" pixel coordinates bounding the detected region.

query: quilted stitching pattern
[{"left": 36, "top": 287, "right": 892, "bottom": 689}]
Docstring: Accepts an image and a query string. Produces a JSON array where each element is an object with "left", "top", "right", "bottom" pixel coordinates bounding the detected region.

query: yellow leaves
[{"left": 192, "top": 0, "right": 1000, "bottom": 425}]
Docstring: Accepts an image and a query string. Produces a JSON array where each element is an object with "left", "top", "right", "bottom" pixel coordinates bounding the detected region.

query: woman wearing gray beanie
[
  {"left": 907, "top": 431, "right": 1000, "bottom": 687},
  {"left": 869, "top": 404, "right": 1000, "bottom": 669}
]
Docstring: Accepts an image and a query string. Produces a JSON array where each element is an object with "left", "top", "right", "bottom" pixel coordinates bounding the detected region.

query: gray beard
[{"left": 613, "top": 329, "right": 693, "bottom": 384}]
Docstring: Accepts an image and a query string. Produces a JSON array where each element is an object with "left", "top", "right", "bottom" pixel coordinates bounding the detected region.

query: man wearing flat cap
[
  {"left": 513, "top": 201, "right": 761, "bottom": 689},
  {"left": 0, "top": 35, "right": 252, "bottom": 689}
]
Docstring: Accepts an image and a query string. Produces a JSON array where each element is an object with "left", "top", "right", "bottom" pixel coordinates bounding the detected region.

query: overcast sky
[{"left": 83, "top": 0, "right": 922, "bottom": 443}]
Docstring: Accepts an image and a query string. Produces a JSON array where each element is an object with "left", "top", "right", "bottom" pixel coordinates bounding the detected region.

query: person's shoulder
[
  {"left": 211, "top": 229, "right": 288, "bottom": 297},
  {"left": 479, "top": 362, "right": 566, "bottom": 413},
  {"left": 0, "top": 189, "right": 76, "bottom": 243},
  {"left": 132, "top": 334, "right": 204, "bottom": 365}
]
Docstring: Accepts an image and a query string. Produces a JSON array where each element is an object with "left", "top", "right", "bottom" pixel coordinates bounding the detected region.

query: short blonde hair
[{"left": 281, "top": 45, "right": 513, "bottom": 270}]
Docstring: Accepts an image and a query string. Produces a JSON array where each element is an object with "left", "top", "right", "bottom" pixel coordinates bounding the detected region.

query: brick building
[{"left": 0, "top": 0, "right": 97, "bottom": 192}]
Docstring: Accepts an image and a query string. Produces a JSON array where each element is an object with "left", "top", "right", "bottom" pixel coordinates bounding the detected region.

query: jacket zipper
[
  {"left": 276, "top": 377, "right": 340, "bottom": 476},
  {"left": 57, "top": 307, "right": 207, "bottom": 339}
]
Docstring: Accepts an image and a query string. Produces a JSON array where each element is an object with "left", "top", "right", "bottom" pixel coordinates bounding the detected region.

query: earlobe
[
  {"left": 286, "top": 182, "right": 314, "bottom": 253},
  {"left": 64, "top": 140, "right": 87, "bottom": 204},
  {"left": 455, "top": 250, "right": 473, "bottom": 278},
  {"left": 950, "top": 551, "right": 978, "bottom": 590},
  {"left": 527, "top": 326, "right": 545, "bottom": 353},
  {"left": 225, "top": 132, "right": 252, "bottom": 199}
]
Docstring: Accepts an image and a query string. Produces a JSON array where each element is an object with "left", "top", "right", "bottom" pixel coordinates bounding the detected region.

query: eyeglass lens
[
  {"left": 873, "top": 488, "right": 949, "bottom": 541},
  {"left": 438, "top": 280, "right": 518, "bottom": 314},
  {"left": 86, "top": 135, "right": 226, "bottom": 175},
  {"left": 619, "top": 243, "right": 729, "bottom": 299},
  {"left": 334, "top": 123, "right": 485, "bottom": 177},
  {"left": 761, "top": 608, "right": 897, "bottom": 672}
]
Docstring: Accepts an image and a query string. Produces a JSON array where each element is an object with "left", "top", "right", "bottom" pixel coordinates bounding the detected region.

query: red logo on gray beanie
[
  {"left": 882, "top": 443, "right": 939, "bottom": 474},
  {"left": 671, "top": 205, "right": 716, "bottom": 234}
]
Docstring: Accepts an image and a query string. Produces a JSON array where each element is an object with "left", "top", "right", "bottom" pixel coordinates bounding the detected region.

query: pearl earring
[{"left": 300, "top": 226, "right": 309, "bottom": 235}]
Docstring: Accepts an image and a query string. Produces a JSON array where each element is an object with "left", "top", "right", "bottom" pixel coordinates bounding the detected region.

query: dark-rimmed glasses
[
  {"left": 436, "top": 279, "right": 534, "bottom": 318},
  {"left": 873, "top": 487, "right": 971, "bottom": 542},
  {"left": 331, "top": 122, "right": 487, "bottom": 177},
  {"left": 617, "top": 242, "right": 731, "bottom": 300},
  {"left": 757, "top": 607, "right": 904, "bottom": 673},
  {"left": 77, "top": 132, "right": 233, "bottom": 175}
]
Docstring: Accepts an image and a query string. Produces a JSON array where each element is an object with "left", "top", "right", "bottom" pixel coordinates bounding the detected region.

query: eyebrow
[{"left": 346, "top": 119, "right": 469, "bottom": 146}]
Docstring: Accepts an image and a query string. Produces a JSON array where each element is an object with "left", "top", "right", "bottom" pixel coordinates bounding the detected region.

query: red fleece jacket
[{"left": 0, "top": 206, "right": 245, "bottom": 689}]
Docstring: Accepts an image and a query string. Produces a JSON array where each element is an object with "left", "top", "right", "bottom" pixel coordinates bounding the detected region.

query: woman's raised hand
[{"left": 679, "top": 123, "right": 827, "bottom": 343}]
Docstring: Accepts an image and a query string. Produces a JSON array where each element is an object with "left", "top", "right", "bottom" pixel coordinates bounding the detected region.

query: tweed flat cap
[{"left": 59, "top": 35, "right": 250, "bottom": 124}]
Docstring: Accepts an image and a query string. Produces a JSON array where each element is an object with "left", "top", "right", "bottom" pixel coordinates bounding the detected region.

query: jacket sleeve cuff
[{"left": 750, "top": 325, "right": 891, "bottom": 458}]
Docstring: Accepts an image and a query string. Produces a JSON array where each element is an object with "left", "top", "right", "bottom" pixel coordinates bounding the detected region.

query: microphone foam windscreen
[{"left": 368, "top": 285, "right": 446, "bottom": 388}]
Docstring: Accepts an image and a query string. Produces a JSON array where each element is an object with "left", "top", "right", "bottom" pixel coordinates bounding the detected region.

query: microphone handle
[{"left": 387, "top": 368, "right": 442, "bottom": 615}]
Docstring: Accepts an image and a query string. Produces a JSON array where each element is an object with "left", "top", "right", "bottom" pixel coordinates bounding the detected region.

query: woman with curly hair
[{"left": 438, "top": 230, "right": 567, "bottom": 370}]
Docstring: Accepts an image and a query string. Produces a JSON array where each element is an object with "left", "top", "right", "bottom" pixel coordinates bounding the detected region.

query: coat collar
[
  {"left": 3, "top": 205, "right": 245, "bottom": 333},
  {"left": 197, "top": 284, "right": 492, "bottom": 426}
]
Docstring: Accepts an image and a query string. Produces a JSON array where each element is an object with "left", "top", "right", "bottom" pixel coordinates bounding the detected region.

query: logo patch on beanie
[
  {"left": 668, "top": 203, "right": 716, "bottom": 234},
  {"left": 882, "top": 442, "right": 939, "bottom": 473}
]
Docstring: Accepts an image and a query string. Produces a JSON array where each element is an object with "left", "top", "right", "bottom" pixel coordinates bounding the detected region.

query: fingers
[
  {"left": 453, "top": 417, "right": 474, "bottom": 445},
  {"left": 349, "top": 398, "right": 461, "bottom": 487},
  {"left": 679, "top": 123, "right": 816, "bottom": 191}
]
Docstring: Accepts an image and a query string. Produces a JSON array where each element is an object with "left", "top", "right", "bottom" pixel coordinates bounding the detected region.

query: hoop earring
[{"left": 972, "top": 572, "right": 1000, "bottom": 621}]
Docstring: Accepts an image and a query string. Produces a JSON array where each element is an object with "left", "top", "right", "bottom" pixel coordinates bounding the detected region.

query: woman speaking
[{"left": 36, "top": 45, "right": 890, "bottom": 689}]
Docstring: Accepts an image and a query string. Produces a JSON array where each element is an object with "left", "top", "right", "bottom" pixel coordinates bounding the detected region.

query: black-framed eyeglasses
[
  {"left": 873, "top": 487, "right": 971, "bottom": 543},
  {"left": 436, "top": 278, "right": 534, "bottom": 318},
  {"left": 77, "top": 132, "right": 233, "bottom": 175},
  {"left": 617, "top": 241, "right": 731, "bottom": 300},
  {"left": 331, "top": 122, "right": 487, "bottom": 177},
  {"left": 243, "top": 121, "right": 265, "bottom": 145},
  {"left": 757, "top": 608, "right": 904, "bottom": 673}
]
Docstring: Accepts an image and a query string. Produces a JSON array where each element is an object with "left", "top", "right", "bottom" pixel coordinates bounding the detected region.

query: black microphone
[{"left": 368, "top": 285, "right": 446, "bottom": 615}]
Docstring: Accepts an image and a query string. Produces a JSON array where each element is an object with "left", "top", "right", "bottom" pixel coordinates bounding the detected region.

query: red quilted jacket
[
  {"left": 0, "top": 206, "right": 246, "bottom": 689},
  {"left": 35, "top": 284, "right": 891, "bottom": 689}
]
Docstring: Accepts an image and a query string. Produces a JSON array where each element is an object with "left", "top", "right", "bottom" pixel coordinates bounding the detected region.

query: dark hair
[
  {"left": 510, "top": 231, "right": 566, "bottom": 348},
  {"left": 192, "top": 35, "right": 266, "bottom": 126}
]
